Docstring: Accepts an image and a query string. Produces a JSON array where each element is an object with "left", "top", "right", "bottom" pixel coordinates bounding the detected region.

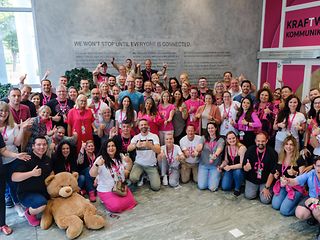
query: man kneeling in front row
[{"left": 128, "top": 119, "right": 161, "bottom": 191}]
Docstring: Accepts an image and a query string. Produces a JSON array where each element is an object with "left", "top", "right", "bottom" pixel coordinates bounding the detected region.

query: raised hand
[{"left": 31, "top": 165, "right": 41, "bottom": 177}]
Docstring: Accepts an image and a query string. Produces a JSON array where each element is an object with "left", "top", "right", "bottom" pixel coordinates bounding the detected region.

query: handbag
[{"left": 112, "top": 181, "right": 127, "bottom": 197}]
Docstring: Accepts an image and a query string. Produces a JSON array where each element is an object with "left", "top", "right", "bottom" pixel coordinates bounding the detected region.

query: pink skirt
[{"left": 97, "top": 189, "right": 137, "bottom": 213}]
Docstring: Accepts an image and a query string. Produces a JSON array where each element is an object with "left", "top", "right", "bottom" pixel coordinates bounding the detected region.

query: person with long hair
[
  {"left": 219, "top": 91, "right": 239, "bottom": 136},
  {"left": 195, "top": 92, "right": 221, "bottom": 135},
  {"left": 254, "top": 88, "right": 276, "bottom": 139},
  {"left": 197, "top": 122, "right": 225, "bottom": 191},
  {"left": 158, "top": 91, "right": 175, "bottom": 145},
  {"left": 220, "top": 131, "right": 246, "bottom": 196},
  {"left": 0, "top": 102, "right": 32, "bottom": 216},
  {"left": 285, "top": 156, "right": 320, "bottom": 238},
  {"left": 138, "top": 97, "right": 163, "bottom": 135},
  {"left": 273, "top": 95, "right": 306, "bottom": 153},
  {"left": 90, "top": 139, "right": 136, "bottom": 213},
  {"left": 181, "top": 82, "right": 191, "bottom": 101},
  {"left": 168, "top": 77, "right": 181, "bottom": 96},
  {"left": 115, "top": 96, "right": 137, "bottom": 133},
  {"left": 185, "top": 86, "right": 204, "bottom": 133},
  {"left": 66, "top": 94, "right": 94, "bottom": 153},
  {"left": 234, "top": 97, "right": 262, "bottom": 147},
  {"left": 171, "top": 90, "right": 188, "bottom": 144},
  {"left": 271, "top": 136, "right": 306, "bottom": 216},
  {"left": 29, "top": 92, "right": 41, "bottom": 114},
  {"left": 77, "top": 140, "right": 97, "bottom": 202}
]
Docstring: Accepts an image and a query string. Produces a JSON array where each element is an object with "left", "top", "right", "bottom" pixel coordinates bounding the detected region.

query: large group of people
[{"left": 0, "top": 58, "right": 319, "bottom": 237}]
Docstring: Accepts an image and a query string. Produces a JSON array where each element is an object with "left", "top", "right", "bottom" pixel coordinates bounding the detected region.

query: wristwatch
[{"left": 264, "top": 186, "right": 270, "bottom": 190}]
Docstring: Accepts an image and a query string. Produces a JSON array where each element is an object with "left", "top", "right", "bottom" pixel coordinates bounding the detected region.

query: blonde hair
[
  {"left": 0, "top": 101, "right": 14, "bottom": 128},
  {"left": 278, "top": 135, "right": 299, "bottom": 166},
  {"left": 75, "top": 94, "right": 88, "bottom": 109},
  {"left": 225, "top": 131, "right": 243, "bottom": 148},
  {"left": 160, "top": 90, "right": 171, "bottom": 104},
  {"left": 38, "top": 105, "right": 51, "bottom": 115}
]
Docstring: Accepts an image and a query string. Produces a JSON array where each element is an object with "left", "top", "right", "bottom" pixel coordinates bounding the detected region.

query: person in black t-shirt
[
  {"left": 46, "top": 85, "right": 75, "bottom": 131},
  {"left": 0, "top": 134, "right": 30, "bottom": 235},
  {"left": 243, "top": 131, "right": 278, "bottom": 204},
  {"left": 12, "top": 136, "right": 52, "bottom": 227}
]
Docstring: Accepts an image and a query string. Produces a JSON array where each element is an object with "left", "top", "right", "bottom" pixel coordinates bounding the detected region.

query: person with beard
[
  {"left": 141, "top": 59, "right": 167, "bottom": 83},
  {"left": 127, "top": 119, "right": 161, "bottom": 191},
  {"left": 135, "top": 76, "right": 144, "bottom": 93},
  {"left": 243, "top": 131, "right": 278, "bottom": 204},
  {"left": 143, "top": 80, "right": 160, "bottom": 105},
  {"left": 233, "top": 80, "right": 256, "bottom": 104},
  {"left": 46, "top": 85, "right": 75, "bottom": 131},
  {"left": 20, "top": 85, "right": 37, "bottom": 117},
  {"left": 47, "top": 126, "right": 77, "bottom": 155},
  {"left": 39, "top": 79, "right": 57, "bottom": 106}
]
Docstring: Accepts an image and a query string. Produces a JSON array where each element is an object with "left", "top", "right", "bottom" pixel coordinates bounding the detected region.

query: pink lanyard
[
  {"left": 87, "top": 153, "right": 95, "bottom": 168},
  {"left": 65, "top": 162, "right": 71, "bottom": 172},
  {"left": 93, "top": 101, "right": 101, "bottom": 115},
  {"left": 166, "top": 146, "right": 174, "bottom": 164},
  {"left": 206, "top": 140, "right": 217, "bottom": 153},
  {"left": 229, "top": 146, "right": 237, "bottom": 165},
  {"left": 146, "top": 70, "right": 152, "bottom": 81},
  {"left": 57, "top": 99, "right": 67, "bottom": 112},
  {"left": 287, "top": 112, "right": 297, "bottom": 131},
  {"left": 121, "top": 136, "right": 131, "bottom": 152},
  {"left": 314, "top": 175, "right": 320, "bottom": 197},
  {"left": 120, "top": 110, "right": 126, "bottom": 122},
  {"left": 254, "top": 148, "right": 266, "bottom": 171},
  {"left": 42, "top": 93, "right": 52, "bottom": 105},
  {"left": 224, "top": 104, "right": 231, "bottom": 118},
  {"left": 281, "top": 164, "right": 289, "bottom": 175}
]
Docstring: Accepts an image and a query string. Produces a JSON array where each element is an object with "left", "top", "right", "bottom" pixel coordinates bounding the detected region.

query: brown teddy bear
[{"left": 40, "top": 172, "right": 106, "bottom": 239}]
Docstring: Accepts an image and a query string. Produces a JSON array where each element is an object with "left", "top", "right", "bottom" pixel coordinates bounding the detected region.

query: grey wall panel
[{"left": 34, "top": 0, "right": 262, "bottom": 86}]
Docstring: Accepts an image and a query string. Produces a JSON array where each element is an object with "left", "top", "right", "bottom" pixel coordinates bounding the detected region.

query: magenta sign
[{"left": 283, "top": 6, "right": 320, "bottom": 47}]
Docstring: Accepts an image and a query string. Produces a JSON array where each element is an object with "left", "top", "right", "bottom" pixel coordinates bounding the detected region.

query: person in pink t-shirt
[
  {"left": 138, "top": 97, "right": 163, "bottom": 135},
  {"left": 185, "top": 86, "right": 204, "bottom": 133},
  {"left": 158, "top": 91, "right": 175, "bottom": 145},
  {"left": 66, "top": 94, "right": 94, "bottom": 153}
]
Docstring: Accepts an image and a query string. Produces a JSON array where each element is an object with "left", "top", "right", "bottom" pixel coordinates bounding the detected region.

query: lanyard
[
  {"left": 254, "top": 148, "right": 266, "bottom": 170},
  {"left": 314, "top": 175, "right": 320, "bottom": 197},
  {"left": 146, "top": 70, "right": 152, "bottom": 81},
  {"left": 120, "top": 110, "right": 126, "bottom": 122},
  {"left": 87, "top": 153, "right": 95, "bottom": 168},
  {"left": 42, "top": 93, "right": 52, "bottom": 105},
  {"left": 166, "top": 146, "right": 174, "bottom": 165},
  {"left": 121, "top": 136, "right": 131, "bottom": 152},
  {"left": 223, "top": 104, "right": 231, "bottom": 119},
  {"left": 65, "top": 162, "right": 71, "bottom": 172},
  {"left": 57, "top": 99, "right": 67, "bottom": 113},
  {"left": 93, "top": 101, "right": 101, "bottom": 115},
  {"left": 206, "top": 139, "right": 217, "bottom": 153},
  {"left": 228, "top": 146, "right": 237, "bottom": 165},
  {"left": 281, "top": 163, "right": 289, "bottom": 175},
  {"left": 287, "top": 112, "right": 297, "bottom": 131}
]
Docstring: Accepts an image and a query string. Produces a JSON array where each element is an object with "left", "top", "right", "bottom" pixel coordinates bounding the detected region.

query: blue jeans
[
  {"left": 80, "top": 167, "right": 95, "bottom": 192},
  {"left": 3, "top": 160, "right": 20, "bottom": 204},
  {"left": 221, "top": 169, "right": 244, "bottom": 191},
  {"left": 19, "top": 193, "right": 48, "bottom": 209},
  {"left": 197, "top": 164, "right": 221, "bottom": 191},
  {"left": 272, "top": 187, "right": 303, "bottom": 216}
]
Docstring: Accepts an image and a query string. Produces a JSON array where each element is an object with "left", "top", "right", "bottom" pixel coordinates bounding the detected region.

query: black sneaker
[
  {"left": 233, "top": 190, "right": 241, "bottom": 196},
  {"left": 5, "top": 197, "right": 14, "bottom": 208}
]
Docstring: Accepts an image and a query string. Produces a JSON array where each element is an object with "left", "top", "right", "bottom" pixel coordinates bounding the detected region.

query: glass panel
[
  {"left": 0, "top": 11, "right": 39, "bottom": 84},
  {"left": 0, "top": 0, "right": 31, "bottom": 8}
]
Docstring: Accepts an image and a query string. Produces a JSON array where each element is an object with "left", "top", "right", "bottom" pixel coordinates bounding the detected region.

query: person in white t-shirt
[
  {"left": 157, "top": 132, "right": 184, "bottom": 187},
  {"left": 179, "top": 125, "right": 203, "bottom": 183},
  {"left": 128, "top": 119, "right": 161, "bottom": 191}
]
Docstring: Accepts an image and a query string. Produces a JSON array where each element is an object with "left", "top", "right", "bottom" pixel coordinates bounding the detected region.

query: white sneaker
[
  {"left": 137, "top": 177, "right": 144, "bottom": 187},
  {"left": 14, "top": 204, "right": 25, "bottom": 217},
  {"left": 162, "top": 175, "right": 168, "bottom": 186}
]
